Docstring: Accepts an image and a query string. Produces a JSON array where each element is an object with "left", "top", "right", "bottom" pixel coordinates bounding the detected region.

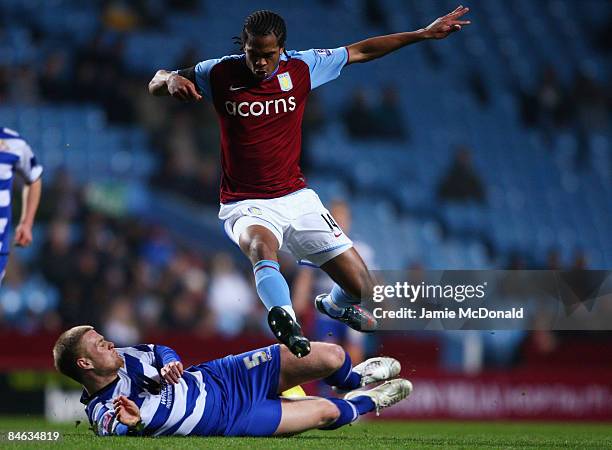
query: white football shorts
[{"left": 219, "top": 188, "right": 353, "bottom": 267}]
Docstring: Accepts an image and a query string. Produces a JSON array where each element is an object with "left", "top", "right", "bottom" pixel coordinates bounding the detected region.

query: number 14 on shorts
[{"left": 321, "top": 213, "right": 342, "bottom": 236}]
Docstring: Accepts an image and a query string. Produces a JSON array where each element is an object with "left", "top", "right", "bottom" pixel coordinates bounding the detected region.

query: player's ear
[{"left": 76, "top": 357, "right": 93, "bottom": 370}]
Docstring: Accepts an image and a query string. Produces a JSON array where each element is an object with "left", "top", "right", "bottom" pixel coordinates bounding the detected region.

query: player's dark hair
[
  {"left": 234, "top": 10, "right": 287, "bottom": 51},
  {"left": 53, "top": 325, "right": 93, "bottom": 383}
]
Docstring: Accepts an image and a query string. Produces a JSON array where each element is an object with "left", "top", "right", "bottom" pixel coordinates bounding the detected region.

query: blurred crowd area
[
  {"left": 1, "top": 171, "right": 277, "bottom": 343},
  {"left": 0, "top": 0, "right": 611, "bottom": 371}
]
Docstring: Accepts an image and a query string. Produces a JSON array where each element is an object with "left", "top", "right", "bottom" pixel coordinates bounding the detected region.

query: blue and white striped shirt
[
  {"left": 81, "top": 344, "right": 213, "bottom": 437},
  {"left": 0, "top": 127, "right": 43, "bottom": 255}
]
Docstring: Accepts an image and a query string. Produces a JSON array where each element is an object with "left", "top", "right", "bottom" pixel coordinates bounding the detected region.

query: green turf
[{"left": 0, "top": 417, "right": 611, "bottom": 449}]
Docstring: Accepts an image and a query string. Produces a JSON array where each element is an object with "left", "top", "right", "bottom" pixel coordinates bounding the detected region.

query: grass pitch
[{"left": 0, "top": 417, "right": 611, "bottom": 449}]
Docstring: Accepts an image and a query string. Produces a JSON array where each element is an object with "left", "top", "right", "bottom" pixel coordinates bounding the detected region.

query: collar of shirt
[{"left": 80, "top": 376, "right": 120, "bottom": 405}]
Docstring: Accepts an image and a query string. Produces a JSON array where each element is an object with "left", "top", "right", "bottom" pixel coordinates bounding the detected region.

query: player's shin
[{"left": 318, "top": 397, "right": 375, "bottom": 430}]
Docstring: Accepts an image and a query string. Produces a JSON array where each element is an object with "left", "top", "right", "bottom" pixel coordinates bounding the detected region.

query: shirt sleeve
[
  {"left": 91, "top": 403, "right": 130, "bottom": 437},
  {"left": 14, "top": 140, "right": 43, "bottom": 184},
  {"left": 119, "top": 344, "right": 180, "bottom": 370},
  {"left": 153, "top": 345, "right": 181, "bottom": 366},
  {"left": 118, "top": 345, "right": 155, "bottom": 366},
  {"left": 291, "top": 47, "right": 349, "bottom": 90},
  {"left": 193, "top": 58, "right": 222, "bottom": 101},
  {"left": 96, "top": 411, "right": 129, "bottom": 436}
]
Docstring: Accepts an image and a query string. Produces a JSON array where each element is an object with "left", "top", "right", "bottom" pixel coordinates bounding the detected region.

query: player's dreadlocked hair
[{"left": 234, "top": 10, "right": 287, "bottom": 51}]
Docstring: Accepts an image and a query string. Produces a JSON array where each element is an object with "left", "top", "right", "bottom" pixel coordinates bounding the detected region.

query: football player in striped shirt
[
  {"left": 149, "top": 7, "right": 470, "bottom": 356},
  {"left": 53, "top": 322, "right": 411, "bottom": 437},
  {"left": 0, "top": 127, "right": 43, "bottom": 284}
]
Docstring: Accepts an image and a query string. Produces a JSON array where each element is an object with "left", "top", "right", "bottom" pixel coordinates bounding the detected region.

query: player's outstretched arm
[
  {"left": 148, "top": 69, "right": 202, "bottom": 101},
  {"left": 346, "top": 5, "right": 470, "bottom": 65},
  {"left": 14, "top": 178, "right": 41, "bottom": 247}
]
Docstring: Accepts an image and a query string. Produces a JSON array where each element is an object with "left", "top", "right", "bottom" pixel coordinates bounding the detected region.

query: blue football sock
[
  {"left": 347, "top": 395, "right": 376, "bottom": 415},
  {"left": 319, "top": 398, "right": 358, "bottom": 430},
  {"left": 253, "top": 260, "right": 296, "bottom": 320},
  {"left": 331, "top": 284, "right": 359, "bottom": 306},
  {"left": 323, "top": 351, "right": 361, "bottom": 391},
  {"left": 322, "top": 284, "right": 359, "bottom": 318}
]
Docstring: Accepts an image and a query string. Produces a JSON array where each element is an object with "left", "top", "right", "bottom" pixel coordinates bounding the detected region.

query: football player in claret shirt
[{"left": 149, "top": 7, "right": 471, "bottom": 356}]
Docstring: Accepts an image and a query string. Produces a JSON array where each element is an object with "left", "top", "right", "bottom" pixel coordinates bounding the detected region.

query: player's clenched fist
[
  {"left": 14, "top": 223, "right": 33, "bottom": 247},
  {"left": 161, "top": 361, "right": 184, "bottom": 384},
  {"left": 167, "top": 74, "right": 203, "bottom": 101}
]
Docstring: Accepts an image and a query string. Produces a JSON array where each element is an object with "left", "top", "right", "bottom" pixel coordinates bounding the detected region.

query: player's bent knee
[
  {"left": 243, "top": 236, "right": 276, "bottom": 262},
  {"left": 318, "top": 399, "right": 341, "bottom": 427},
  {"left": 323, "top": 343, "right": 345, "bottom": 373}
]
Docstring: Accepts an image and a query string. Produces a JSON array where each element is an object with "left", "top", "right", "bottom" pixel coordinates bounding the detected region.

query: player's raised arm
[
  {"left": 148, "top": 68, "right": 202, "bottom": 101},
  {"left": 346, "top": 5, "right": 470, "bottom": 65}
]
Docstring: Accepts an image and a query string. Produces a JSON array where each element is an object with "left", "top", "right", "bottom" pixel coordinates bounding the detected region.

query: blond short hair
[{"left": 52, "top": 325, "right": 94, "bottom": 382}]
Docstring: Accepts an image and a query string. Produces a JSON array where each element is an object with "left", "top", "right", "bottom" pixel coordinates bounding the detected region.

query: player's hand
[
  {"left": 113, "top": 395, "right": 141, "bottom": 427},
  {"left": 14, "top": 223, "right": 33, "bottom": 247},
  {"left": 161, "top": 361, "right": 184, "bottom": 384},
  {"left": 423, "top": 5, "right": 471, "bottom": 39},
  {"left": 167, "top": 73, "right": 203, "bottom": 101}
]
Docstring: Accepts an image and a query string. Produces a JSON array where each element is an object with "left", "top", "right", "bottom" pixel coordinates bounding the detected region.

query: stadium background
[{"left": 0, "top": 0, "right": 611, "bottom": 427}]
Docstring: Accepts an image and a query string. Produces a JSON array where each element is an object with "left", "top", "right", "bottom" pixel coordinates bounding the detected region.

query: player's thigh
[
  {"left": 221, "top": 345, "right": 284, "bottom": 436},
  {"left": 285, "top": 193, "right": 354, "bottom": 266},
  {"left": 232, "top": 345, "right": 282, "bottom": 397},
  {"left": 320, "top": 247, "right": 375, "bottom": 299},
  {"left": 274, "top": 398, "right": 340, "bottom": 435},
  {"left": 237, "top": 222, "right": 281, "bottom": 262},
  {"left": 277, "top": 342, "right": 344, "bottom": 392},
  {"left": 226, "top": 398, "right": 283, "bottom": 437},
  {"left": 219, "top": 201, "right": 285, "bottom": 259}
]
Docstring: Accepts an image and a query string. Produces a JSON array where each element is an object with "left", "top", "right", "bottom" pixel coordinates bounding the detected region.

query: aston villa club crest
[{"left": 277, "top": 72, "right": 293, "bottom": 91}]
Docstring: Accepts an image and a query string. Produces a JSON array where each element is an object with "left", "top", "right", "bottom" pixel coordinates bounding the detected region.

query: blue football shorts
[{"left": 202, "top": 344, "right": 283, "bottom": 437}]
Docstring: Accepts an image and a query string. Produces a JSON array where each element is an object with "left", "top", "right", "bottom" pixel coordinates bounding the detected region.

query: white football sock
[{"left": 280, "top": 305, "right": 298, "bottom": 322}]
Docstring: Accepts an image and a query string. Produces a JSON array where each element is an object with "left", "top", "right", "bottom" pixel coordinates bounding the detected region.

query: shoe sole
[
  {"left": 268, "top": 307, "right": 311, "bottom": 358},
  {"left": 345, "top": 378, "right": 413, "bottom": 409}
]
